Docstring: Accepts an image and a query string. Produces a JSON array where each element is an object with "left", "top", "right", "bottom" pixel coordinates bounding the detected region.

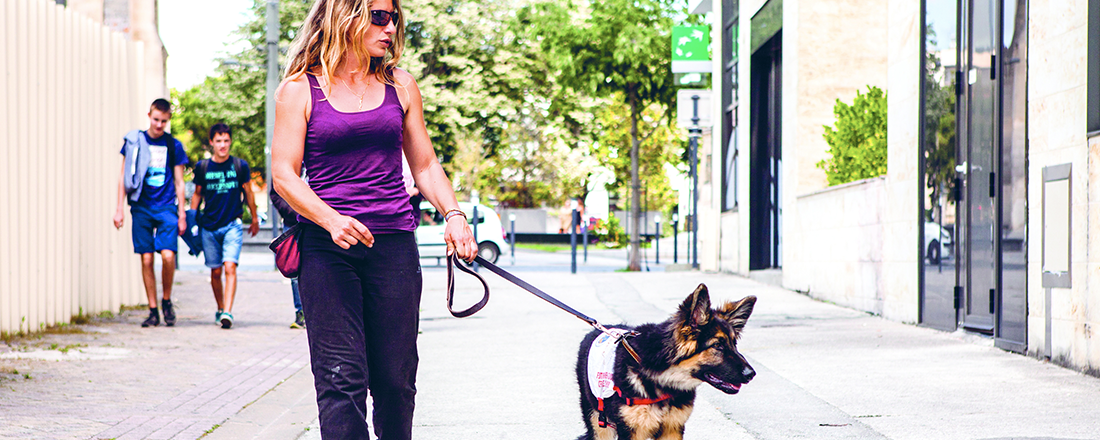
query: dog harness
[{"left": 587, "top": 329, "right": 671, "bottom": 427}]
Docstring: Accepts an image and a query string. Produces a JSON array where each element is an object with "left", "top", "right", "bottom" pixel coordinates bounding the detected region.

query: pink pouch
[{"left": 269, "top": 224, "right": 302, "bottom": 278}]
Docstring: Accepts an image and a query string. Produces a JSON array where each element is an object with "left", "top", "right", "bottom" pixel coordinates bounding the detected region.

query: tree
[
  {"left": 519, "top": 0, "right": 679, "bottom": 270},
  {"left": 816, "top": 86, "right": 889, "bottom": 186},
  {"left": 401, "top": 0, "right": 533, "bottom": 195},
  {"left": 592, "top": 97, "right": 683, "bottom": 216},
  {"left": 172, "top": 0, "right": 312, "bottom": 179}
]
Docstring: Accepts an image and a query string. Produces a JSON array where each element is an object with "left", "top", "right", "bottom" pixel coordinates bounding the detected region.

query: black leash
[{"left": 446, "top": 254, "right": 642, "bottom": 363}]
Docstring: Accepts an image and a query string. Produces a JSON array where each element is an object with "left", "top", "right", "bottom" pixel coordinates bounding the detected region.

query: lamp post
[
  {"left": 673, "top": 212, "right": 679, "bottom": 264},
  {"left": 689, "top": 95, "right": 701, "bottom": 269},
  {"left": 265, "top": 1, "right": 280, "bottom": 240},
  {"left": 509, "top": 213, "right": 516, "bottom": 265},
  {"left": 655, "top": 214, "right": 662, "bottom": 265}
]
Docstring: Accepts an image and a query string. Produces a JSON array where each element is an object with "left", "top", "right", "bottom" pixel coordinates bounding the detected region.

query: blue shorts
[
  {"left": 201, "top": 220, "right": 244, "bottom": 268},
  {"left": 131, "top": 204, "right": 179, "bottom": 254}
]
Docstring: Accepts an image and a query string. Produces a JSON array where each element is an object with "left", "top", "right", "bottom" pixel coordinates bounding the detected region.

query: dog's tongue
[{"left": 706, "top": 373, "right": 742, "bottom": 392}]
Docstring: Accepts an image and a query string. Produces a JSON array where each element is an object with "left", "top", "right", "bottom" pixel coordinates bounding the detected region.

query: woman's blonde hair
[{"left": 284, "top": 0, "right": 405, "bottom": 89}]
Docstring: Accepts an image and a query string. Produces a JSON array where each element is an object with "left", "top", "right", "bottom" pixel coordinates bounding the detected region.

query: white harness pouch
[{"left": 587, "top": 328, "right": 629, "bottom": 399}]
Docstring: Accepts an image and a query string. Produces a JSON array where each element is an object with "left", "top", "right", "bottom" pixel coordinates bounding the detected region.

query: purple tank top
[{"left": 300, "top": 74, "right": 415, "bottom": 232}]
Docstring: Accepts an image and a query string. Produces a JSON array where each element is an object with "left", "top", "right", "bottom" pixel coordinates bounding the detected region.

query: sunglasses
[{"left": 369, "top": 9, "right": 399, "bottom": 26}]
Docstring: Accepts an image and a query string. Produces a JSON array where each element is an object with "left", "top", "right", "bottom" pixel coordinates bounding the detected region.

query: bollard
[
  {"left": 583, "top": 219, "right": 589, "bottom": 263},
  {"left": 472, "top": 206, "right": 479, "bottom": 272},
  {"left": 673, "top": 213, "right": 679, "bottom": 264},
  {"left": 570, "top": 209, "right": 578, "bottom": 274},
  {"left": 655, "top": 214, "right": 661, "bottom": 265},
  {"left": 509, "top": 213, "right": 516, "bottom": 266}
]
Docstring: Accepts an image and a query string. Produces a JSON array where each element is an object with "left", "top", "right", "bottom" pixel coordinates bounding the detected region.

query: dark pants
[{"left": 298, "top": 225, "right": 423, "bottom": 440}]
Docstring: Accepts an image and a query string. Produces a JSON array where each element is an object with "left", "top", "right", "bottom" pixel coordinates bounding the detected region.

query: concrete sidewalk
[{"left": 2, "top": 251, "right": 1099, "bottom": 439}]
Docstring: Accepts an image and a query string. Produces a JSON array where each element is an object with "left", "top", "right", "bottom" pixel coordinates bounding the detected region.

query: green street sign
[
  {"left": 672, "top": 25, "right": 710, "bottom": 61},
  {"left": 672, "top": 25, "right": 711, "bottom": 73}
]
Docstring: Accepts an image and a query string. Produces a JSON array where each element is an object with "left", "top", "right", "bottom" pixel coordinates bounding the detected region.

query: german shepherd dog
[{"left": 576, "top": 284, "right": 756, "bottom": 440}]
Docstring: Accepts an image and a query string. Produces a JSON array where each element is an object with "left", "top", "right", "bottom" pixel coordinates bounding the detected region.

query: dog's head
[{"left": 663, "top": 284, "right": 756, "bottom": 394}]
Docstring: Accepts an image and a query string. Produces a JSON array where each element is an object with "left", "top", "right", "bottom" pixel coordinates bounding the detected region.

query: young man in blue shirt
[
  {"left": 114, "top": 99, "right": 189, "bottom": 327},
  {"left": 190, "top": 123, "right": 259, "bottom": 329}
]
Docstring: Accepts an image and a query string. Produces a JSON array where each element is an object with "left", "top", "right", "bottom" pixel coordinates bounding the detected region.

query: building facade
[{"left": 700, "top": 0, "right": 1100, "bottom": 374}]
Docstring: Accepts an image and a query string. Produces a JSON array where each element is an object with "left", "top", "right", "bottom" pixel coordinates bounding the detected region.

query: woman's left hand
[{"left": 444, "top": 216, "right": 477, "bottom": 262}]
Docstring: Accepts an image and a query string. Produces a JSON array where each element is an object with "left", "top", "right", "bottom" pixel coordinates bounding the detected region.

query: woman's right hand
[{"left": 323, "top": 214, "right": 374, "bottom": 249}]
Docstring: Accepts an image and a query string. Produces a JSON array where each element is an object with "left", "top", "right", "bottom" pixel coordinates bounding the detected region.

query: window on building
[
  {"left": 1089, "top": 0, "right": 1100, "bottom": 134},
  {"left": 721, "top": 0, "right": 739, "bottom": 212}
]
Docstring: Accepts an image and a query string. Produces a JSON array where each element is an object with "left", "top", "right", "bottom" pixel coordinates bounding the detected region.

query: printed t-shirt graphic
[
  {"left": 120, "top": 132, "right": 189, "bottom": 207},
  {"left": 195, "top": 158, "right": 251, "bottom": 230}
]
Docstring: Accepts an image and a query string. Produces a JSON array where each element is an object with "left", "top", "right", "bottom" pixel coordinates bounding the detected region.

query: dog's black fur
[{"left": 575, "top": 284, "right": 756, "bottom": 440}]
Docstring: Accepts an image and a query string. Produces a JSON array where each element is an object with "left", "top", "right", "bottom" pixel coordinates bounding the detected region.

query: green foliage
[
  {"left": 519, "top": 0, "right": 685, "bottom": 269},
  {"left": 922, "top": 27, "right": 957, "bottom": 208},
  {"left": 404, "top": 0, "right": 611, "bottom": 204},
  {"left": 592, "top": 97, "right": 684, "bottom": 213},
  {"left": 817, "top": 86, "right": 889, "bottom": 186},
  {"left": 592, "top": 215, "right": 627, "bottom": 248},
  {"left": 172, "top": 0, "right": 312, "bottom": 176}
]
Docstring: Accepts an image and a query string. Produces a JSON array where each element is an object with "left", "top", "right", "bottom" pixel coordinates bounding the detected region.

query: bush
[
  {"left": 816, "top": 86, "right": 888, "bottom": 186},
  {"left": 592, "top": 215, "right": 627, "bottom": 248}
]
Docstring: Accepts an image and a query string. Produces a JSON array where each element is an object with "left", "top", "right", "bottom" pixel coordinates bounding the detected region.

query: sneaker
[
  {"left": 141, "top": 308, "right": 160, "bottom": 328},
  {"left": 161, "top": 299, "right": 176, "bottom": 327},
  {"left": 290, "top": 310, "right": 306, "bottom": 329},
  {"left": 215, "top": 309, "right": 224, "bottom": 324},
  {"left": 219, "top": 312, "right": 234, "bottom": 329}
]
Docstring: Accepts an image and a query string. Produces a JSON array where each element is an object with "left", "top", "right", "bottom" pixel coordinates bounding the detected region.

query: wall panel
[{"left": 0, "top": 0, "right": 147, "bottom": 336}]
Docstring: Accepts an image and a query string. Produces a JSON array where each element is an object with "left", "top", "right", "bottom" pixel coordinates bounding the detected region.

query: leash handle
[{"left": 446, "top": 254, "right": 491, "bottom": 318}]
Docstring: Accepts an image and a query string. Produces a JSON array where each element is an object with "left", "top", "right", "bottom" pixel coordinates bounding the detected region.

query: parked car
[
  {"left": 416, "top": 201, "right": 510, "bottom": 264},
  {"left": 925, "top": 222, "right": 953, "bottom": 264}
]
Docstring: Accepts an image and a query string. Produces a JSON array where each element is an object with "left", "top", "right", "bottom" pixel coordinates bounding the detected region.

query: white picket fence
[{"left": 1, "top": 0, "right": 148, "bottom": 336}]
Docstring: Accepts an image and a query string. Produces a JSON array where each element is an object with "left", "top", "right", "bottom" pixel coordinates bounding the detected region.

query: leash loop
[{"left": 446, "top": 254, "right": 490, "bottom": 318}]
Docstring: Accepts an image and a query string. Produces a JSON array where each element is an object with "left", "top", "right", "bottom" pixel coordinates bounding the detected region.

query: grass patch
[
  {"left": 515, "top": 243, "right": 574, "bottom": 253},
  {"left": 43, "top": 323, "right": 86, "bottom": 336},
  {"left": 57, "top": 343, "right": 86, "bottom": 354}
]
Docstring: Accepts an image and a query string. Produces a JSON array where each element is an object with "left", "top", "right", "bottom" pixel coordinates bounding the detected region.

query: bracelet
[{"left": 443, "top": 209, "right": 467, "bottom": 222}]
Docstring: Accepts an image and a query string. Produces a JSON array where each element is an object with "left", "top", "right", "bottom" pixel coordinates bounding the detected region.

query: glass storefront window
[{"left": 919, "top": 0, "right": 959, "bottom": 331}]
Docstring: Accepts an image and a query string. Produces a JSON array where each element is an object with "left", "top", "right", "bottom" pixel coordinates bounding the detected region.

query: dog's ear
[
  {"left": 678, "top": 284, "right": 712, "bottom": 328},
  {"left": 719, "top": 296, "right": 757, "bottom": 331}
]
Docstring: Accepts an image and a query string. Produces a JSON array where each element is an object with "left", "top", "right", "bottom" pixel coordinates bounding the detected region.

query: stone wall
[
  {"left": 783, "top": 177, "right": 887, "bottom": 313},
  {"left": 1027, "top": 0, "right": 1096, "bottom": 372}
]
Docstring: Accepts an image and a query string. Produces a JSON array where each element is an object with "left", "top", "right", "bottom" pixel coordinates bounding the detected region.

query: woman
[{"left": 270, "top": 0, "right": 477, "bottom": 438}]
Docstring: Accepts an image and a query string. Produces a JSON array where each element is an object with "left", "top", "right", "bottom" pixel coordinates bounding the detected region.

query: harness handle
[{"left": 446, "top": 254, "right": 643, "bottom": 364}]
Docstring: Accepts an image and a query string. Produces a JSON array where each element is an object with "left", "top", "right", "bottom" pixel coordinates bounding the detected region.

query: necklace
[{"left": 340, "top": 77, "right": 370, "bottom": 110}]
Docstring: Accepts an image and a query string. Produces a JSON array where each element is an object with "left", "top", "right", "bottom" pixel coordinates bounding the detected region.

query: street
[{"left": 1, "top": 246, "right": 1099, "bottom": 439}]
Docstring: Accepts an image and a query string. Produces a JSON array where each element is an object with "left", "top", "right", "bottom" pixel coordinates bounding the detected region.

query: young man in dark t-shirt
[
  {"left": 190, "top": 123, "right": 259, "bottom": 329},
  {"left": 114, "top": 98, "right": 190, "bottom": 328}
]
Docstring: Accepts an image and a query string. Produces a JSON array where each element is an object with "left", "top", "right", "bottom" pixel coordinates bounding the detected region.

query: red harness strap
[{"left": 596, "top": 387, "right": 673, "bottom": 427}]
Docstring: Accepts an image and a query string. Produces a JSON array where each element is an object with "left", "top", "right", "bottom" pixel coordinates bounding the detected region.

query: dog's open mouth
[{"left": 703, "top": 373, "right": 743, "bottom": 394}]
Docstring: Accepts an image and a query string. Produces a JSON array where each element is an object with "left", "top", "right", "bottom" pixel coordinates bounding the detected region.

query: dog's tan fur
[{"left": 576, "top": 285, "right": 756, "bottom": 440}]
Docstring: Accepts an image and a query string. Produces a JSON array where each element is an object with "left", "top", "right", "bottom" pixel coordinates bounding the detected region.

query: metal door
[
  {"left": 995, "top": 0, "right": 1028, "bottom": 352},
  {"left": 750, "top": 32, "right": 782, "bottom": 270},
  {"left": 958, "top": 0, "right": 997, "bottom": 332}
]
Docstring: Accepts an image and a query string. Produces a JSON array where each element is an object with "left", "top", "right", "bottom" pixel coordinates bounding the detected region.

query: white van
[{"left": 416, "top": 201, "right": 511, "bottom": 264}]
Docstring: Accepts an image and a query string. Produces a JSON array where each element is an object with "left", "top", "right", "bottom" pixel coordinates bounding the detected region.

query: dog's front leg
[{"left": 654, "top": 427, "right": 686, "bottom": 440}]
